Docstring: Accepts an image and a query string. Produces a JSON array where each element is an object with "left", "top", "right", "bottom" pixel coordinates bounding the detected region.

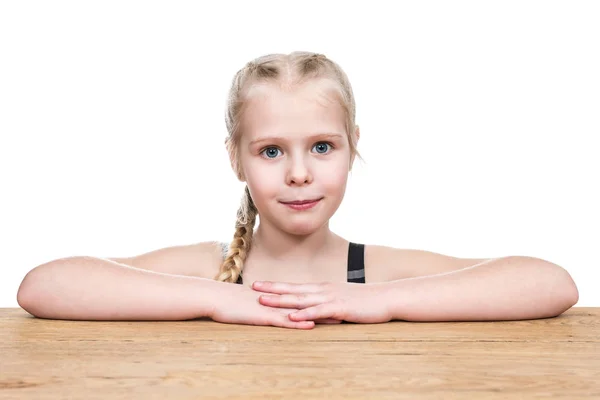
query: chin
[
  {"left": 287, "top": 225, "right": 318, "bottom": 236},
  {"left": 288, "top": 216, "right": 332, "bottom": 235}
]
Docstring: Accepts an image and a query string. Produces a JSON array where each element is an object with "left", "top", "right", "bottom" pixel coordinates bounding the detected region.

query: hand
[
  {"left": 208, "top": 282, "right": 316, "bottom": 329},
  {"left": 251, "top": 281, "right": 393, "bottom": 324}
]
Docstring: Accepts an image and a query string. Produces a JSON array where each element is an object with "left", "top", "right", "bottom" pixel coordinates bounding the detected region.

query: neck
[{"left": 252, "top": 221, "right": 340, "bottom": 266}]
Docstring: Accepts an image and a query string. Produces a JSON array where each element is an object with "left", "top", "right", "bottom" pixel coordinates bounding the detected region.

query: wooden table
[{"left": 1, "top": 307, "right": 599, "bottom": 399}]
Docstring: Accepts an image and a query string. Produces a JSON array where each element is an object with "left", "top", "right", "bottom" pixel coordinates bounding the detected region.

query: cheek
[
  {"left": 321, "top": 166, "right": 349, "bottom": 192},
  {"left": 244, "top": 164, "right": 279, "bottom": 195}
]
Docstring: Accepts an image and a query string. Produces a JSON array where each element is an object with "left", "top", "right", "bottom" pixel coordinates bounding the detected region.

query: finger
[
  {"left": 277, "top": 318, "right": 315, "bottom": 330},
  {"left": 267, "top": 308, "right": 315, "bottom": 329},
  {"left": 252, "top": 281, "right": 322, "bottom": 295},
  {"left": 314, "top": 318, "right": 343, "bottom": 324},
  {"left": 288, "top": 303, "right": 340, "bottom": 322},
  {"left": 259, "top": 293, "right": 324, "bottom": 309}
]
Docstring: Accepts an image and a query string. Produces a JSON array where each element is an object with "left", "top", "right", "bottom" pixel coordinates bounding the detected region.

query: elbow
[
  {"left": 530, "top": 256, "right": 580, "bottom": 305},
  {"left": 553, "top": 285, "right": 578, "bottom": 318},
  {"left": 17, "top": 273, "right": 37, "bottom": 316},
  {"left": 549, "top": 260, "right": 579, "bottom": 308},
  {"left": 563, "top": 270, "right": 579, "bottom": 307},
  {"left": 17, "top": 262, "right": 61, "bottom": 318},
  {"left": 526, "top": 256, "right": 579, "bottom": 316},
  {"left": 17, "top": 267, "right": 44, "bottom": 317},
  {"left": 549, "top": 264, "right": 579, "bottom": 316}
]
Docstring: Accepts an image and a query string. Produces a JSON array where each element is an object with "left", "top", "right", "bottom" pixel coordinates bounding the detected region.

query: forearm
[
  {"left": 384, "top": 256, "right": 579, "bottom": 322},
  {"left": 17, "top": 256, "right": 223, "bottom": 321}
]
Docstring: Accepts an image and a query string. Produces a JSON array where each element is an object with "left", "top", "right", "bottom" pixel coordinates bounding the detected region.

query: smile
[{"left": 280, "top": 198, "right": 322, "bottom": 210}]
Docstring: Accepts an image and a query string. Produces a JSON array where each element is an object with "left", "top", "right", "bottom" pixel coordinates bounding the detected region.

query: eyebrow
[{"left": 249, "top": 133, "right": 344, "bottom": 147}]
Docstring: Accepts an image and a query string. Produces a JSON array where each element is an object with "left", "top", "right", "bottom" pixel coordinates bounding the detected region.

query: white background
[{"left": 1, "top": 1, "right": 598, "bottom": 307}]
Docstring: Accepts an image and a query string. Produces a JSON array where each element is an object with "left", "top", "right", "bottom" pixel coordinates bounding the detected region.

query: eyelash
[{"left": 259, "top": 142, "right": 335, "bottom": 159}]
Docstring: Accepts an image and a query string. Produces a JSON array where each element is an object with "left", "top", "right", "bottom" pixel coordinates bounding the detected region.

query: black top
[{"left": 234, "top": 241, "right": 365, "bottom": 285}]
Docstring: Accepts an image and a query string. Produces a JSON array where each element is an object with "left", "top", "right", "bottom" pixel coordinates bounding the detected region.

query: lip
[
  {"left": 280, "top": 198, "right": 322, "bottom": 210},
  {"left": 280, "top": 197, "right": 323, "bottom": 205}
]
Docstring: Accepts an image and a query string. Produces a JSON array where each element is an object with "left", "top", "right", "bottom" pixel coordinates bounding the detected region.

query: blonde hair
[{"left": 214, "top": 51, "right": 364, "bottom": 283}]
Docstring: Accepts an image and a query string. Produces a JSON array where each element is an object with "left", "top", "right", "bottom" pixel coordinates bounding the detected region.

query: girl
[{"left": 17, "top": 51, "right": 579, "bottom": 329}]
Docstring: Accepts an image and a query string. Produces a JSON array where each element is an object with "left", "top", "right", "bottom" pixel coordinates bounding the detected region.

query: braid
[{"left": 214, "top": 186, "right": 257, "bottom": 283}]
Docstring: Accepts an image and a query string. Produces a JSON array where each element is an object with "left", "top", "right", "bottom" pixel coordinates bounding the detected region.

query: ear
[
  {"left": 235, "top": 166, "right": 247, "bottom": 183},
  {"left": 228, "top": 148, "right": 246, "bottom": 182},
  {"left": 349, "top": 125, "right": 360, "bottom": 171}
]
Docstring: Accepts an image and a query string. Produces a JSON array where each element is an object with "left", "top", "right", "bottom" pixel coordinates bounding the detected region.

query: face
[{"left": 237, "top": 81, "right": 355, "bottom": 235}]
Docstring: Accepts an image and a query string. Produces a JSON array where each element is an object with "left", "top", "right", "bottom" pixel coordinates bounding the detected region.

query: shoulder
[
  {"left": 364, "top": 244, "right": 494, "bottom": 282},
  {"left": 184, "top": 240, "right": 228, "bottom": 278},
  {"left": 107, "top": 240, "right": 225, "bottom": 279},
  {"left": 191, "top": 240, "right": 231, "bottom": 279},
  {"left": 364, "top": 244, "right": 403, "bottom": 282}
]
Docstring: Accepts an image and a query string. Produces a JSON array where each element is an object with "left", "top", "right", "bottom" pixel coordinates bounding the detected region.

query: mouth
[
  {"left": 280, "top": 198, "right": 323, "bottom": 211},
  {"left": 280, "top": 197, "right": 324, "bottom": 205}
]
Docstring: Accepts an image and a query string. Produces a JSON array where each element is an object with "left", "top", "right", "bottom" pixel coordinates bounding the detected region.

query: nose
[{"left": 286, "top": 154, "right": 313, "bottom": 185}]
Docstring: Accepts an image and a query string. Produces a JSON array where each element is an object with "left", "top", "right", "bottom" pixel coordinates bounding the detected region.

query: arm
[
  {"left": 16, "top": 256, "right": 225, "bottom": 321},
  {"left": 383, "top": 256, "right": 579, "bottom": 322}
]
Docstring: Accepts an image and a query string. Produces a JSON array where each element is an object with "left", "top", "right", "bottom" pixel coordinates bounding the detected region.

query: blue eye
[
  {"left": 260, "top": 142, "right": 334, "bottom": 159},
  {"left": 263, "top": 147, "right": 280, "bottom": 159},
  {"left": 314, "top": 143, "right": 330, "bottom": 154}
]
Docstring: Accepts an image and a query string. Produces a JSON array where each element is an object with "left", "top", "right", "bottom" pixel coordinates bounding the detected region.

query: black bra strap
[{"left": 347, "top": 242, "right": 365, "bottom": 283}]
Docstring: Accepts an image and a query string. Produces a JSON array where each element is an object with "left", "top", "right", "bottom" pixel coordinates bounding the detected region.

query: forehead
[{"left": 240, "top": 82, "right": 346, "bottom": 142}]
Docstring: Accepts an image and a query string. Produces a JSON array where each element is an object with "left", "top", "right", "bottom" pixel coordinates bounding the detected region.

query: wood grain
[{"left": 1, "top": 307, "right": 598, "bottom": 399}]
